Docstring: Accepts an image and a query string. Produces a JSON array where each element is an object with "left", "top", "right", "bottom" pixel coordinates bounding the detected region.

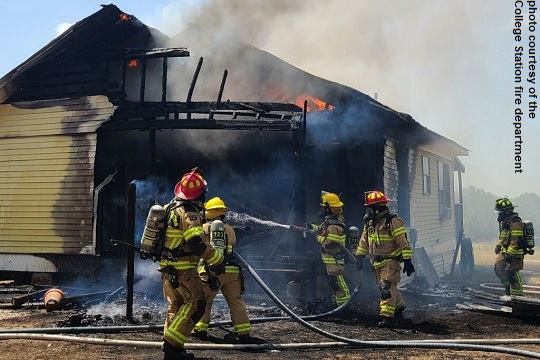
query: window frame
[{"left": 422, "top": 156, "right": 431, "bottom": 195}]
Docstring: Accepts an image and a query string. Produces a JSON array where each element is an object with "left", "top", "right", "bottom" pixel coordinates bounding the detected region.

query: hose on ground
[
  {"left": 1, "top": 255, "right": 540, "bottom": 358},
  {"left": 234, "top": 250, "right": 540, "bottom": 359},
  {"left": 209, "top": 266, "right": 362, "bottom": 328}
]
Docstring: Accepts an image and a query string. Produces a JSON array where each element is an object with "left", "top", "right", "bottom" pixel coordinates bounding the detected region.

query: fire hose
[{"left": 1, "top": 254, "right": 540, "bottom": 358}]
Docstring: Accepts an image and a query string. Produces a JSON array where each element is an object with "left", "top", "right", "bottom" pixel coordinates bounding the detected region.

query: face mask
[
  {"left": 364, "top": 207, "right": 376, "bottom": 221},
  {"left": 318, "top": 207, "right": 327, "bottom": 222},
  {"left": 497, "top": 211, "right": 507, "bottom": 223}
]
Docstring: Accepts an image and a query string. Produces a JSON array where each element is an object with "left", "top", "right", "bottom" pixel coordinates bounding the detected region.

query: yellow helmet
[
  {"left": 205, "top": 197, "right": 229, "bottom": 219},
  {"left": 320, "top": 192, "right": 343, "bottom": 208}
]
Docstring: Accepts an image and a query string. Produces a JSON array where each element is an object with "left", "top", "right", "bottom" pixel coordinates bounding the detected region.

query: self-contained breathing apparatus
[
  {"left": 200, "top": 219, "right": 227, "bottom": 291},
  {"left": 140, "top": 204, "right": 167, "bottom": 262},
  {"left": 209, "top": 219, "right": 226, "bottom": 255},
  {"left": 523, "top": 220, "right": 535, "bottom": 255}
]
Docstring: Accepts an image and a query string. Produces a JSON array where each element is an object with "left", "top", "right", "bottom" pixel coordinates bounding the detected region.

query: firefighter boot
[
  {"left": 394, "top": 305, "right": 406, "bottom": 320},
  {"left": 162, "top": 340, "right": 195, "bottom": 360},
  {"left": 378, "top": 317, "right": 395, "bottom": 328},
  {"left": 238, "top": 334, "right": 266, "bottom": 344},
  {"left": 191, "top": 330, "right": 208, "bottom": 340}
]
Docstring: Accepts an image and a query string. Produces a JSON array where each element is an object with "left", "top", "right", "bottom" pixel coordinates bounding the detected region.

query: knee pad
[
  {"left": 190, "top": 299, "right": 206, "bottom": 323},
  {"left": 379, "top": 280, "right": 392, "bottom": 300}
]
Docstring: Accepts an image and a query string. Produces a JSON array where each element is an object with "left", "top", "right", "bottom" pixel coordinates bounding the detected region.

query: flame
[
  {"left": 119, "top": 13, "right": 131, "bottom": 21},
  {"left": 268, "top": 87, "right": 335, "bottom": 112},
  {"left": 293, "top": 94, "right": 335, "bottom": 112},
  {"left": 127, "top": 59, "right": 139, "bottom": 68}
]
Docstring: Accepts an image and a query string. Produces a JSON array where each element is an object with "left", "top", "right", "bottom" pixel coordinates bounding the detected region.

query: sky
[{"left": 0, "top": 0, "right": 538, "bottom": 199}]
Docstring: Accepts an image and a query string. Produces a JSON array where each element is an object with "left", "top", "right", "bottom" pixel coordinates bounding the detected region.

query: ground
[{"left": 1, "top": 244, "right": 540, "bottom": 360}]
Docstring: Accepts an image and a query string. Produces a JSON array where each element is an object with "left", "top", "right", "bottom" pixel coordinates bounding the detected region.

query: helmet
[
  {"left": 364, "top": 190, "right": 389, "bottom": 206},
  {"left": 205, "top": 197, "right": 229, "bottom": 219},
  {"left": 174, "top": 168, "right": 207, "bottom": 200},
  {"left": 494, "top": 198, "right": 515, "bottom": 212},
  {"left": 320, "top": 192, "right": 343, "bottom": 207}
]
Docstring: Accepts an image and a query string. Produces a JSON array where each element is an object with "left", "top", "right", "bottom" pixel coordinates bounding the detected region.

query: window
[
  {"left": 422, "top": 156, "right": 431, "bottom": 195},
  {"left": 438, "top": 161, "right": 452, "bottom": 219}
]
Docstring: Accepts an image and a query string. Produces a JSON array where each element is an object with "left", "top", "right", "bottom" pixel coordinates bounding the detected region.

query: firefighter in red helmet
[
  {"left": 355, "top": 190, "right": 414, "bottom": 327},
  {"left": 158, "top": 168, "right": 225, "bottom": 360},
  {"left": 494, "top": 198, "right": 525, "bottom": 296}
]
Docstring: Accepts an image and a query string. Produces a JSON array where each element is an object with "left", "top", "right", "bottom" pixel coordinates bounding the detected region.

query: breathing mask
[
  {"left": 318, "top": 207, "right": 328, "bottom": 222},
  {"left": 364, "top": 204, "right": 385, "bottom": 221},
  {"left": 497, "top": 210, "right": 510, "bottom": 223}
]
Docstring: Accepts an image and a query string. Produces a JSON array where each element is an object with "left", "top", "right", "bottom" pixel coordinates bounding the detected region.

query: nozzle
[{"left": 289, "top": 225, "right": 304, "bottom": 233}]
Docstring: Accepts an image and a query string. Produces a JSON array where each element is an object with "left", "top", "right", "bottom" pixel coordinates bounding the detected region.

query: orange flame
[
  {"left": 119, "top": 13, "right": 131, "bottom": 21},
  {"left": 127, "top": 59, "right": 139, "bottom": 68},
  {"left": 293, "top": 94, "right": 335, "bottom": 112},
  {"left": 267, "top": 87, "right": 335, "bottom": 112}
]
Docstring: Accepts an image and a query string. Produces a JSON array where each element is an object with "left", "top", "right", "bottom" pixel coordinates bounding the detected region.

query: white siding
[{"left": 408, "top": 147, "right": 457, "bottom": 277}]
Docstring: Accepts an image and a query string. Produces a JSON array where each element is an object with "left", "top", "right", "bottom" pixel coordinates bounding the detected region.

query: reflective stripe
[
  {"left": 207, "top": 249, "right": 223, "bottom": 264},
  {"left": 194, "top": 321, "right": 209, "bottom": 332},
  {"left": 380, "top": 303, "right": 395, "bottom": 317},
  {"left": 507, "top": 248, "right": 524, "bottom": 256},
  {"left": 166, "top": 300, "right": 192, "bottom": 346},
  {"left": 159, "top": 258, "right": 197, "bottom": 270},
  {"left": 326, "top": 233, "right": 346, "bottom": 244},
  {"left": 511, "top": 229, "right": 524, "bottom": 236},
  {"left": 184, "top": 226, "right": 205, "bottom": 240},
  {"left": 401, "top": 249, "right": 412, "bottom": 258},
  {"left": 234, "top": 322, "right": 251, "bottom": 335},
  {"left": 321, "top": 255, "right": 344, "bottom": 265},
  {"left": 392, "top": 226, "right": 406, "bottom": 237},
  {"left": 225, "top": 266, "right": 240, "bottom": 273},
  {"left": 356, "top": 248, "right": 368, "bottom": 256}
]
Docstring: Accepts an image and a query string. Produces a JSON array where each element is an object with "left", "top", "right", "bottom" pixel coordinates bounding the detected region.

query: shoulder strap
[{"left": 385, "top": 213, "right": 398, "bottom": 230}]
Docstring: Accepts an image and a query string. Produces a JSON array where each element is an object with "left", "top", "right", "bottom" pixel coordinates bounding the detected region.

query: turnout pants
[
  {"left": 194, "top": 271, "right": 250, "bottom": 336},
  {"left": 162, "top": 268, "right": 206, "bottom": 348},
  {"left": 374, "top": 259, "right": 405, "bottom": 318},
  {"left": 494, "top": 253, "right": 524, "bottom": 296}
]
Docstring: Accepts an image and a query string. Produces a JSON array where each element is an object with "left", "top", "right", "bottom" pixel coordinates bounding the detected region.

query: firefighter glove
[
  {"left": 355, "top": 255, "right": 365, "bottom": 271},
  {"left": 209, "top": 261, "right": 225, "bottom": 275},
  {"left": 494, "top": 245, "right": 501, "bottom": 255},
  {"left": 304, "top": 223, "right": 319, "bottom": 234},
  {"left": 402, "top": 259, "right": 415, "bottom": 277},
  {"left": 505, "top": 255, "right": 513, "bottom": 264}
]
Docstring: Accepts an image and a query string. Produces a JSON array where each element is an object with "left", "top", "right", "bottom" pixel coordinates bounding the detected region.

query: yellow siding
[{"left": 0, "top": 96, "right": 115, "bottom": 255}]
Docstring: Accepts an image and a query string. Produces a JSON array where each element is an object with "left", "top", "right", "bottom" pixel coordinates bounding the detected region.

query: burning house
[{"left": 0, "top": 5, "right": 468, "bottom": 297}]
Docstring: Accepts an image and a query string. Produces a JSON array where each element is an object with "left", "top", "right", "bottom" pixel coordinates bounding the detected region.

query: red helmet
[
  {"left": 364, "top": 190, "right": 389, "bottom": 206},
  {"left": 174, "top": 168, "right": 207, "bottom": 200}
]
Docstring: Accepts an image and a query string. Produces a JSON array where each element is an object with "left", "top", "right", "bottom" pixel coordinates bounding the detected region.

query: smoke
[{"left": 148, "top": 0, "right": 534, "bottom": 197}]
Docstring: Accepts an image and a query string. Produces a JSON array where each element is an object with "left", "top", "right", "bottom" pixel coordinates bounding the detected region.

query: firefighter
[
  {"left": 192, "top": 197, "right": 255, "bottom": 343},
  {"left": 159, "top": 168, "right": 225, "bottom": 360},
  {"left": 306, "top": 191, "right": 351, "bottom": 307},
  {"left": 494, "top": 198, "right": 525, "bottom": 296},
  {"left": 355, "top": 190, "right": 414, "bottom": 328}
]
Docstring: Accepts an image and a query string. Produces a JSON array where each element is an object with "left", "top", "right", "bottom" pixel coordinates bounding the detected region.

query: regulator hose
[{"left": 233, "top": 250, "right": 540, "bottom": 359}]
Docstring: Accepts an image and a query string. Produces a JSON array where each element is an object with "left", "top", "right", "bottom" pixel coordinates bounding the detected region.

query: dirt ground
[{"left": 1, "top": 247, "right": 540, "bottom": 360}]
